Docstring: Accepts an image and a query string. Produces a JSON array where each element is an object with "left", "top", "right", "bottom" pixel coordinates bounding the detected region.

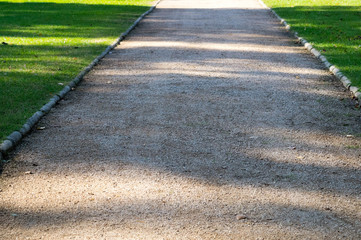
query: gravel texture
[{"left": 1, "top": 0, "right": 361, "bottom": 239}]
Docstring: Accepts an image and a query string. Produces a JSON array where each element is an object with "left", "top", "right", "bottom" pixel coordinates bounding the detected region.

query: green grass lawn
[
  {"left": 262, "top": 0, "right": 361, "bottom": 87},
  {"left": 0, "top": 0, "right": 151, "bottom": 141}
]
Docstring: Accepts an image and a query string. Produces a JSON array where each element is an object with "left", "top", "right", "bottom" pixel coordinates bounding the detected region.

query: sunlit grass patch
[
  {"left": 0, "top": 0, "right": 151, "bottom": 140},
  {"left": 262, "top": 0, "right": 361, "bottom": 88}
]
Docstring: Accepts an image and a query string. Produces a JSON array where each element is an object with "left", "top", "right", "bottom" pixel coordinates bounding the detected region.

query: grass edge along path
[
  {"left": 261, "top": 0, "right": 361, "bottom": 90},
  {"left": 0, "top": 0, "right": 153, "bottom": 142}
]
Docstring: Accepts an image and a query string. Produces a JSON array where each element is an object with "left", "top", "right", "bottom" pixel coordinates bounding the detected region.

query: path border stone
[
  {"left": 258, "top": 0, "right": 361, "bottom": 101},
  {"left": 0, "top": 0, "right": 161, "bottom": 163}
]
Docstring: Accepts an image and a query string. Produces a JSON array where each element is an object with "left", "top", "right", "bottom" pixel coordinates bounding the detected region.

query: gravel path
[{"left": 1, "top": 0, "right": 361, "bottom": 239}]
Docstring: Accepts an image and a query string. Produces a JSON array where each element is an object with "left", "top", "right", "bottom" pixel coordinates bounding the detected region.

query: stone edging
[
  {"left": 257, "top": 0, "right": 361, "bottom": 100},
  {"left": 0, "top": 0, "right": 161, "bottom": 163}
]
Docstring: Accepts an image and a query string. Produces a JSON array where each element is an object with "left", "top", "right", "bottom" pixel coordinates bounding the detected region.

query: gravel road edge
[
  {"left": 257, "top": 0, "right": 361, "bottom": 100},
  {"left": 0, "top": 0, "right": 161, "bottom": 163}
]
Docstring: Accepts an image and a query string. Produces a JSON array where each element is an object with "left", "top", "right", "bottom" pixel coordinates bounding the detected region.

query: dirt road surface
[{"left": 1, "top": 0, "right": 361, "bottom": 239}]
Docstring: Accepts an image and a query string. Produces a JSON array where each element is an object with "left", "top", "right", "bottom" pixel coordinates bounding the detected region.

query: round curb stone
[
  {"left": 310, "top": 48, "right": 321, "bottom": 58},
  {"left": 57, "top": 86, "right": 71, "bottom": 99},
  {"left": 355, "top": 91, "right": 361, "bottom": 99},
  {"left": 350, "top": 86, "right": 359, "bottom": 95},
  {"left": 341, "top": 76, "right": 352, "bottom": 89},
  {"left": 26, "top": 111, "right": 44, "bottom": 128},
  {"left": 7, "top": 131, "right": 22, "bottom": 144},
  {"left": 305, "top": 43, "right": 313, "bottom": 51},
  {"left": 0, "top": 140, "right": 13, "bottom": 153},
  {"left": 319, "top": 55, "right": 327, "bottom": 62},
  {"left": 40, "top": 100, "right": 57, "bottom": 113},
  {"left": 19, "top": 123, "right": 32, "bottom": 136}
]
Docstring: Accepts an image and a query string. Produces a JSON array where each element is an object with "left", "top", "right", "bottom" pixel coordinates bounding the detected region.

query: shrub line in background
[
  {"left": 258, "top": 0, "right": 360, "bottom": 100},
  {"left": 0, "top": 0, "right": 161, "bottom": 163}
]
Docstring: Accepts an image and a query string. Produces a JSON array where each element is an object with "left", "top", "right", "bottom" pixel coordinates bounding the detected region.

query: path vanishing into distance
[{"left": 1, "top": 0, "right": 361, "bottom": 239}]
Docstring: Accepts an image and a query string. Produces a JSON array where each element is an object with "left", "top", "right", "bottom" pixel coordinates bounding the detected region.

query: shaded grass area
[
  {"left": 0, "top": 0, "right": 151, "bottom": 140},
  {"left": 262, "top": 0, "right": 361, "bottom": 88}
]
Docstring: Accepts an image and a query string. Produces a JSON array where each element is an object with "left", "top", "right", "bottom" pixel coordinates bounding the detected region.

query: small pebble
[{"left": 236, "top": 214, "right": 247, "bottom": 220}]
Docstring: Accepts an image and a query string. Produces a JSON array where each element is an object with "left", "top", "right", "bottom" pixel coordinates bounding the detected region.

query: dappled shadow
[
  {"left": 0, "top": 193, "right": 360, "bottom": 238},
  {"left": 1, "top": 3, "right": 361, "bottom": 239}
]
